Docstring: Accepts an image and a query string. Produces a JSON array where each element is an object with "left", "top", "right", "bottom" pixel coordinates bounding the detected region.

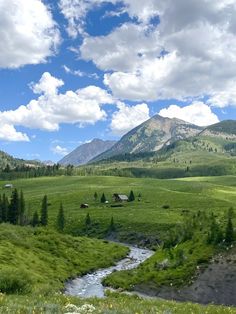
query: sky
[{"left": 0, "top": 0, "right": 236, "bottom": 162}]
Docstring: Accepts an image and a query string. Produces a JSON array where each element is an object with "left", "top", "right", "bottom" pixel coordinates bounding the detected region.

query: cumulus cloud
[
  {"left": 0, "top": 124, "right": 29, "bottom": 142},
  {"left": 51, "top": 145, "right": 69, "bottom": 156},
  {"left": 110, "top": 102, "right": 150, "bottom": 135},
  {"left": 0, "top": 0, "right": 60, "bottom": 68},
  {"left": 80, "top": 23, "right": 161, "bottom": 72},
  {"left": 159, "top": 102, "right": 219, "bottom": 126},
  {"left": 71, "top": 0, "right": 236, "bottom": 106},
  {"left": 0, "top": 72, "right": 114, "bottom": 141},
  {"left": 30, "top": 72, "right": 64, "bottom": 96}
]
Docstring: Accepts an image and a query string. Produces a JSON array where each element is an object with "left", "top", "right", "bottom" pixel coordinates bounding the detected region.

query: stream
[{"left": 65, "top": 246, "right": 154, "bottom": 298}]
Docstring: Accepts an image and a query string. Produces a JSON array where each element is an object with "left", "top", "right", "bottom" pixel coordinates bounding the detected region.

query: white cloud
[
  {"left": 110, "top": 102, "right": 150, "bottom": 135},
  {"left": 63, "top": 65, "right": 99, "bottom": 79},
  {"left": 51, "top": 145, "right": 69, "bottom": 156},
  {"left": 59, "top": 0, "right": 159, "bottom": 37},
  {"left": 59, "top": 0, "right": 117, "bottom": 37},
  {"left": 30, "top": 72, "right": 64, "bottom": 96},
  {"left": 159, "top": 102, "right": 219, "bottom": 126},
  {"left": 0, "top": 72, "right": 115, "bottom": 141},
  {"left": 0, "top": 0, "right": 60, "bottom": 68},
  {"left": 0, "top": 124, "right": 29, "bottom": 142},
  {"left": 80, "top": 23, "right": 161, "bottom": 72},
  {"left": 72, "top": 1, "right": 236, "bottom": 106}
]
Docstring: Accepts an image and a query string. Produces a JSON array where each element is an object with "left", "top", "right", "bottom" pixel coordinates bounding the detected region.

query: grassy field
[{"left": 1, "top": 175, "right": 235, "bottom": 243}]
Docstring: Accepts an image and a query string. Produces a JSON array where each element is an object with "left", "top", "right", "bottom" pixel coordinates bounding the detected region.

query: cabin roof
[{"left": 113, "top": 194, "right": 128, "bottom": 200}]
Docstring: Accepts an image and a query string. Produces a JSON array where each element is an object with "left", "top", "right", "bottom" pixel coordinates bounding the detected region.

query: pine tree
[
  {"left": 109, "top": 216, "right": 115, "bottom": 232},
  {"left": 32, "top": 211, "right": 39, "bottom": 227},
  {"left": 101, "top": 193, "right": 106, "bottom": 203},
  {"left": 129, "top": 190, "right": 135, "bottom": 202},
  {"left": 94, "top": 192, "right": 98, "bottom": 201},
  {"left": 225, "top": 217, "right": 234, "bottom": 244},
  {"left": 57, "top": 203, "right": 65, "bottom": 232},
  {"left": 41, "top": 195, "right": 48, "bottom": 226},
  {"left": 85, "top": 213, "right": 91, "bottom": 226},
  {"left": 2, "top": 194, "right": 8, "bottom": 223},
  {"left": 8, "top": 189, "right": 19, "bottom": 225},
  {"left": 0, "top": 195, "right": 2, "bottom": 223},
  {"left": 19, "top": 190, "right": 26, "bottom": 225}
]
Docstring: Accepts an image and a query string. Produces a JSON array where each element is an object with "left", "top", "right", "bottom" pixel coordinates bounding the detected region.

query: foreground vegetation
[
  {"left": 0, "top": 224, "right": 128, "bottom": 295},
  {"left": 0, "top": 292, "right": 235, "bottom": 314}
]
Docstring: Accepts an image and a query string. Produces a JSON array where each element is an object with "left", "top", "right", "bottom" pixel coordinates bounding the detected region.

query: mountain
[
  {"left": 59, "top": 139, "right": 117, "bottom": 166},
  {"left": 91, "top": 115, "right": 202, "bottom": 163},
  {"left": 201, "top": 120, "right": 236, "bottom": 139}
]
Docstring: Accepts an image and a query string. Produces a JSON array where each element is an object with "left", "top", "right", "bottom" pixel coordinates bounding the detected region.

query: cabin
[
  {"left": 80, "top": 203, "right": 89, "bottom": 209},
  {"left": 113, "top": 194, "right": 129, "bottom": 202},
  {"left": 4, "top": 184, "right": 13, "bottom": 189}
]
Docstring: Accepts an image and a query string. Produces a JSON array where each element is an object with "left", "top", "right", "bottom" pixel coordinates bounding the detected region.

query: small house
[
  {"left": 80, "top": 203, "right": 89, "bottom": 209},
  {"left": 4, "top": 184, "right": 13, "bottom": 189},
  {"left": 113, "top": 194, "right": 129, "bottom": 202}
]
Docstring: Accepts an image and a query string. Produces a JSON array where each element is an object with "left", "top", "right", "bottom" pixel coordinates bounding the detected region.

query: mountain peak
[
  {"left": 92, "top": 115, "right": 203, "bottom": 163},
  {"left": 59, "top": 139, "right": 116, "bottom": 166}
]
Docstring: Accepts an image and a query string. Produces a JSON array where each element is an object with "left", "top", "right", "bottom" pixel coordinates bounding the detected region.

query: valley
[{"left": 0, "top": 175, "right": 235, "bottom": 312}]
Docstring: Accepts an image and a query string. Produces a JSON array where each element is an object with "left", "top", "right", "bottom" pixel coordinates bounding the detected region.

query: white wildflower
[{"left": 64, "top": 303, "right": 96, "bottom": 314}]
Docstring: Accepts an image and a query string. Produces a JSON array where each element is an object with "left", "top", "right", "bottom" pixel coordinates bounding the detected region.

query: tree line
[{"left": 0, "top": 189, "right": 65, "bottom": 232}]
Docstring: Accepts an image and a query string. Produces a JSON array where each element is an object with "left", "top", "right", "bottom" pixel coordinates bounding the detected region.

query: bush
[{"left": 0, "top": 268, "right": 32, "bottom": 294}]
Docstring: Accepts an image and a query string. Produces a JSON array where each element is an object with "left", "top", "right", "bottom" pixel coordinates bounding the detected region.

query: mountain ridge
[
  {"left": 91, "top": 114, "right": 203, "bottom": 163},
  {"left": 59, "top": 138, "right": 116, "bottom": 166}
]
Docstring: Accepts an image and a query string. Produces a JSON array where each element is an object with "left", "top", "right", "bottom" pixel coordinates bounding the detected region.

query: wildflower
[{"left": 64, "top": 303, "right": 96, "bottom": 314}]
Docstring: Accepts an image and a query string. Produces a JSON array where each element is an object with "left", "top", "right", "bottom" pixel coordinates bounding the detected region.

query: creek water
[{"left": 65, "top": 246, "right": 154, "bottom": 298}]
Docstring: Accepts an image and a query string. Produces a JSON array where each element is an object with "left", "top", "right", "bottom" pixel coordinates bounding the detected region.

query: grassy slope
[{"left": 0, "top": 224, "right": 128, "bottom": 295}]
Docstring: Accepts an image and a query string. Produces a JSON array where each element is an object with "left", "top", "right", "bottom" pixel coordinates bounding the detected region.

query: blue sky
[{"left": 0, "top": 0, "right": 236, "bottom": 161}]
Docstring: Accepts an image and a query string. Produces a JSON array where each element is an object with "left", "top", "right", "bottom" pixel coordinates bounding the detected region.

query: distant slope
[
  {"left": 92, "top": 115, "right": 202, "bottom": 163},
  {"left": 201, "top": 120, "right": 236, "bottom": 138},
  {"left": 59, "top": 139, "right": 116, "bottom": 166},
  {"left": 0, "top": 150, "right": 41, "bottom": 169}
]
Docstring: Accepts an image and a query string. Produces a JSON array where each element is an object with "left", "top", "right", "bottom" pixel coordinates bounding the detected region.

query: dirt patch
[{"left": 135, "top": 248, "right": 236, "bottom": 306}]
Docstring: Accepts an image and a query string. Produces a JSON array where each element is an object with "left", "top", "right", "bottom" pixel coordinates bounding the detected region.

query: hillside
[
  {"left": 91, "top": 115, "right": 202, "bottom": 163},
  {"left": 59, "top": 139, "right": 116, "bottom": 166},
  {"left": 202, "top": 120, "right": 236, "bottom": 136},
  {"left": 0, "top": 150, "right": 41, "bottom": 170}
]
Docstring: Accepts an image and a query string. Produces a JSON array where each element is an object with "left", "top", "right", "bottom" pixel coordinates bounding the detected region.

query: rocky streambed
[{"left": 65, "top": 246, "right": 154, "bottom": 298}]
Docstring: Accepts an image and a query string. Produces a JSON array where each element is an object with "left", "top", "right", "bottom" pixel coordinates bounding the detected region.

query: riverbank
[
  {"left": 65, "top": 246, "right": 154, "bottom": 298},
  {"left": 134, "top": 247, "right": 236, "bottom": 306}
]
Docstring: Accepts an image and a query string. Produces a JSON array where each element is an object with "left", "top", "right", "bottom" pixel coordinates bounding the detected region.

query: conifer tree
[
  {"left": 225, "top": 209, "right": 234, "bottom": 244},
  {"left": 19, "top": 190, "right": 26, "bottom": 225},
  {"left": 85, "top": 213, "right": 91, "bottom": 226},
  {"left": 32, "top": 211, "right": 39, "bottom": 227},
  {"left": 129, "top": 190, "right": 135, "bottom": 202},
  {"left": 109, "top": 216, "right": 115, "bottom": 232},
  {"left": 57, "top": 203, "right": 65, "bottom": 232},
  {"left": 2, "top": 194, "right": 8, "bottom": 223},
  {"left": 40, "top": 195, "right": 48, "bottom": 226},
  {"left": 94, "top": 192, "right": 98, "bottom": 201},
  {"left": 8, "top": 189, "right": 19, "bottom": 225},
  {"left": 101, "top": 193, "right": 106, "bottom": 203}
]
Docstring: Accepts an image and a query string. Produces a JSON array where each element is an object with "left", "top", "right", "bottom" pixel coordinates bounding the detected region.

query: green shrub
[{"left": 0, "top": 268, "right": 32, "bottom": 294}]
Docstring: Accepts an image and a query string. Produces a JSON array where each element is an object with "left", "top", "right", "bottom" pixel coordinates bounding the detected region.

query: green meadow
[
  {"left": 0, "top": 175, "right": 236, "bottom": 312},
  {"left": 2, "top": 175, "right": 235, "bottom": 242}
]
